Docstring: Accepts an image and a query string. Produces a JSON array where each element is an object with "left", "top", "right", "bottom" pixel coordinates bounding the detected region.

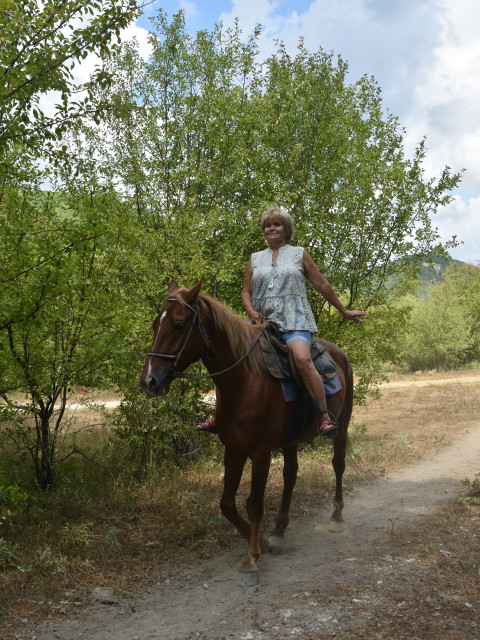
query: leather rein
[{"left": 146, "top": 298, "right": 266, "bottom": 381}]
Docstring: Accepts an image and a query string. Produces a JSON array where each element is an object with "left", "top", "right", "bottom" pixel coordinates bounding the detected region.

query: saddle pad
[{"left": 281, "top": 373, "right": 342, "bottom": 403}]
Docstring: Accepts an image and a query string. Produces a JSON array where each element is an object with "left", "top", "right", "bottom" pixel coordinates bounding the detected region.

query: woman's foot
[
  {"left": 318, "top": 412, "right": 338, "bottom": 437},
  {"left": 195, "top": 418, "right": 217, "bottom": 433}
]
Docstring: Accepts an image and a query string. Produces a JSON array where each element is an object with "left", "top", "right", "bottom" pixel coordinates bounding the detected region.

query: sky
[{"left": 108, "top": 0, "right": 480, "bottom": 264}]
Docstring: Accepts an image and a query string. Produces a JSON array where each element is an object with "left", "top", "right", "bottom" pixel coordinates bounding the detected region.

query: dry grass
[
  {"left": 352, "top": 371, "right": 480, "bottom": 468},
  {"left": 1, "top": 370, "right": 479, "bottom": 638}
]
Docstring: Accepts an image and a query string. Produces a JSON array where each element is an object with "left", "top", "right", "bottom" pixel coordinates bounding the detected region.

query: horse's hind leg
[
  {"left": 329, "top": 429, "right": 347, "bottom": 532},
  {"left": 270, "top": 445, "right": 298, "bottom": 552}
]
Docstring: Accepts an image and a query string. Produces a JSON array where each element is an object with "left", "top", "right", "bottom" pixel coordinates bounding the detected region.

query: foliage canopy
[
  {"left": 0, "top": 9, "right": 464, "bottom": 487},
  {"left": 78, "top": 11, "right": 461, "bottom": 394},
  {"left": 0, "top": 0, "right": 138, "bottom": 173}
]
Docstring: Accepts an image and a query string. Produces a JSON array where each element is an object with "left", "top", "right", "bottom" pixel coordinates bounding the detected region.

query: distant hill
[
  {"left": 416, "top": 256, "right": 466, "bottom": 289},
  {"left": 385, "top": 256, "right": 468, "bottom": 297}
]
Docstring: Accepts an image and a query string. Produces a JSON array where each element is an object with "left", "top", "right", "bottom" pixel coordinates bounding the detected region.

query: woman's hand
[
  {"left": 344, "top": 310, "right": 368, "bottom": 322},
  {"left": 250, "top": 310, "right": 267, "bottom": 324}
]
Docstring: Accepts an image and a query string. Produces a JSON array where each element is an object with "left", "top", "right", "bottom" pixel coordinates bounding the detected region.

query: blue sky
[{"left": 129, "top": 0, "right": 480, "bottom": 264}]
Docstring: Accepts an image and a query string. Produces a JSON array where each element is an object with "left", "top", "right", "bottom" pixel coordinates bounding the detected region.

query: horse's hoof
[
  {"left": 268, "top": 535, "right": 285, "bottom": 554},
  {"left": 237, "top": 569, "right": 259, "bottom": 587},
  {"left": 328, "top": 519, "right": 345, "bottom": 533}
]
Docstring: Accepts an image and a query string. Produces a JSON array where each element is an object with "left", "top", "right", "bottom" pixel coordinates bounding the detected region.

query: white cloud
[
  {"left": 180, "top": 0, "right": 198, "bottom": 19},
  {"left": 219, "top": 0, "right": 278, "bottom": 39},
  {"left": 403, "top": 0, "right": 480, "bottom": 192},
  {"left": 435, "top": 194, "right": 480, "bottom": 264}
]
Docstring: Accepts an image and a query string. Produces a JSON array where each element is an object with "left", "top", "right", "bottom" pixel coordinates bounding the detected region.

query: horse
[{"left": 140, "top": 279, "right": 353, "bottom": 586}]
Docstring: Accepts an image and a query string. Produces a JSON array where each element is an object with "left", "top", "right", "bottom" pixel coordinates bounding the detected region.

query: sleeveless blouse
[{"left": 250, "top": 244, "right": 318, "bottom": 333}]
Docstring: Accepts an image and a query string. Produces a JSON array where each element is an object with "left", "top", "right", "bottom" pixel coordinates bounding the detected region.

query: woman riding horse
[{"left": 196, "top": 206, "right": 367, "bottom": 434}]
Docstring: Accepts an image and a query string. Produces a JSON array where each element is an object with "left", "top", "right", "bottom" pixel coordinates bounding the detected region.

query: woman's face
[{"left": 263, "top": 218, "right": 287, "bottom": 245}]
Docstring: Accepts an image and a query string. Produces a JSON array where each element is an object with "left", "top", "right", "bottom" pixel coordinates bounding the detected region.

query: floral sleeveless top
[{"left": 250, "top": 244, "right": 317, "bottom": 333}]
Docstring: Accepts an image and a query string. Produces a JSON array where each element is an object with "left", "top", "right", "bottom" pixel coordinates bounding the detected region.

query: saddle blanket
[{"left": 281, "top": 373, "right": 342, "bottom": 403}]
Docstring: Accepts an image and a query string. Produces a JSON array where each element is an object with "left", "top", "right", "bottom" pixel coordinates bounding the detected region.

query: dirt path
[{"left": 32, "top": 412, "right": 480, "bottom": 640}]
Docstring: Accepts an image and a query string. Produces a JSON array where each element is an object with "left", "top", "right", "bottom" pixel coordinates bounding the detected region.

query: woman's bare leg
[{"left": 288, "top": 340, "right": 337, "bottom": 435}]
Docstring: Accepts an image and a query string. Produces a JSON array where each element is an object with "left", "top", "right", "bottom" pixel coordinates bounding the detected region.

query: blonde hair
[{"left": 260, "top": 207, "right": 294, "bottom": 243}]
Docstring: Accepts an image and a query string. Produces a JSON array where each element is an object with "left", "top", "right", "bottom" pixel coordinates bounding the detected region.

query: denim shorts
[{"left": 281, "top": 330, "right": 312, "bottom": 346}]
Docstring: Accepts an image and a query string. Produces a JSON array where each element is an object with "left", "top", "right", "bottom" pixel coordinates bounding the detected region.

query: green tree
[
  {"left": 78, "top": 11, "right": 461, "bottom": 394},
  {"left": 399, "top": 263, "right": 480, "bottom": 371},
  {"left": 1, "top": 7, "right": 464, "bottom": 489},
  {"left": 0, "top": 0, "right": 138, "bottom": 169},
  {"left": 0, "top": 180, "right": 140, "bottom": 489},
  {"left": 0, "top": 0, "right": 143, "bottom": 489},
  {"left": 83, "top": 13, "right": 267, "bottom": 303}
]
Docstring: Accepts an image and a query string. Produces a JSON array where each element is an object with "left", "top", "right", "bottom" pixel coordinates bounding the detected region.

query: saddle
[
  {"left": 259, "top": 322, "right": 338, "bottom": 387},
  {"left": 259, "top": 323, "right": 340, "bottom": 446}
]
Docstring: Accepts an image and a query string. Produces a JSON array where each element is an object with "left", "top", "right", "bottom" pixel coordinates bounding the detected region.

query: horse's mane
[{"left": 174, "top": 289, "right": 265, "bottom": 373}]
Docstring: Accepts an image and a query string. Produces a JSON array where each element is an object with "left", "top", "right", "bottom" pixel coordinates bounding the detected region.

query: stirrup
[{"left": 195, "top": 418, "right": 217, "bottom": 433}]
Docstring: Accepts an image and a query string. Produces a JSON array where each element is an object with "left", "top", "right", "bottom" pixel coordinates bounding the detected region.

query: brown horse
[{"left": 140, "top": 279, "right": 353, "bottom": 586}]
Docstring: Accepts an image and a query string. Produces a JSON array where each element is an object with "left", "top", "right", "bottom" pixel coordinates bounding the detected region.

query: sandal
[
  {"left": 195, "top": 418, "right": 217, "bottom": 433},
  {"left": 318, "top": 412, "right": 338, "bottom": 438}
]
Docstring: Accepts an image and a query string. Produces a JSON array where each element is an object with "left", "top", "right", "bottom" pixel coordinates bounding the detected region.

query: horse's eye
[{"left": 173, "top": 323, "right": 185, "bottom": 331}]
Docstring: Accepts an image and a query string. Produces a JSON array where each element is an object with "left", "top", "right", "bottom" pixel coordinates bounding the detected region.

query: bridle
[
  {"left": 146, "top": 297, "right": 266, "bottom": 380},
  {"left": 147, "top": 298, "right": 210, "bottom": 376}
]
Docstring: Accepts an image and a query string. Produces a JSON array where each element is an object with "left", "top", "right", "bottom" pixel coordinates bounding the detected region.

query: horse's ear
[
  {"left": 168, "top": 279, "right": 179, "bottom": 294},
  {"left": 184, "top": 278, "right": 204, "bottom": 305}
]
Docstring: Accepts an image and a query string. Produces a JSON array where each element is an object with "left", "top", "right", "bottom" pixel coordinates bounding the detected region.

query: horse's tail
[
  {"left": 342, "top": 356, "right": 359, "bottom": 467},
  {"left": 344, "top": 356, "right": 353, "bottom": 430},
  {"left": 339, "top": 351, "right": 354, "bottom": 433}
]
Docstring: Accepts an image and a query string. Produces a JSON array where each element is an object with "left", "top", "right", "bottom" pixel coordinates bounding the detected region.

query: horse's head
[{"left": 140, "top": 279, "right": 206, "bottom": 397}]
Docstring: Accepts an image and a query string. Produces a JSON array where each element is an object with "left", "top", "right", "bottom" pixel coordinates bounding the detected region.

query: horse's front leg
[
  {"left": 220, "top": 448, "right": 251, "bottom": 541},
  {"left": 238, "top": 449, "right": 271, "bottom": 586},
  {"left": 329, "top": 427, "right": 347, "bottom": 532},
  {"left": 270, "top": 444, "right": 298, "bottom": 552}
]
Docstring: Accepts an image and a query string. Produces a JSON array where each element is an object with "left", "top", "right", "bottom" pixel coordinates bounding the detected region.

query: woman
[{"left": 197, "top": 207, "right": 367, "bottom": 435}]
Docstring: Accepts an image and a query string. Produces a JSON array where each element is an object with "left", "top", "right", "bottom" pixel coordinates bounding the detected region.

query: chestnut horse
[{"left": 140, "top": 280, "right": 353, "bottom": 586}]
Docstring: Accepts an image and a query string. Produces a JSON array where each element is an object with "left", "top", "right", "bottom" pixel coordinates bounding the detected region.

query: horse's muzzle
[{"left": 140, "top": 369, "right": 172, "bottom": 397}]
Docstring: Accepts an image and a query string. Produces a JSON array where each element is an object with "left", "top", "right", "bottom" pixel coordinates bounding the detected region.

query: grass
[{"left": 1, "top": 368, "right": 480, "bottom": 636}]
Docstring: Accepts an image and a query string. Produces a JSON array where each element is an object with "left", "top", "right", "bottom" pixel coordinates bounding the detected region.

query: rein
[{"left": 147, "top": 298, "right": 266, "bottom": 381}]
